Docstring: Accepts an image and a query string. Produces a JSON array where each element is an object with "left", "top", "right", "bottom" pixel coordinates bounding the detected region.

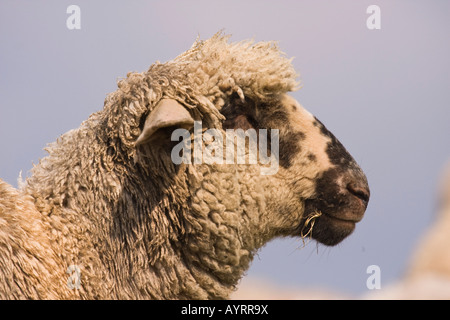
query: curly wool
[
  {"left": 0, "top": 180, "right": 69, "bottom": 299},
  {"left": 103, "top": 33, "right": 299, "bottom": 151},
  {"left": 1, "top": 33, "right": 300, "bottom": 299}
]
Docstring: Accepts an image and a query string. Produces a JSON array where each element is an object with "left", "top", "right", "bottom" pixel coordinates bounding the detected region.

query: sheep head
[
  {"left": 134, "top": 94, "right": 369, "bottom": 248},
  {"left": 105, "top": 33, "right": 370, "bottom": 296},
  {"left": 127, "top": 33, "right": 369, "bottom": 250}
]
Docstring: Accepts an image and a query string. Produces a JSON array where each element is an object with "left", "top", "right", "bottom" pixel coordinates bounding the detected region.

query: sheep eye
[
  {"left": 223, "top": 114, "right": 255, "bottom": 131},
  {"left": 245, "top": 114, "right": 258, "bottom": 128}
]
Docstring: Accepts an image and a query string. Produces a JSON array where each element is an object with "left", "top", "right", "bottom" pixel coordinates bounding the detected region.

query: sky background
[{"left": 1, "top": 1, "right": 449, "bottom": 296}]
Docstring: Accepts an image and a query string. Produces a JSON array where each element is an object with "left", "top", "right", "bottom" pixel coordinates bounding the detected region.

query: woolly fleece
[{"left": 1, "top": 33, "right": 307, "bottom": 299}]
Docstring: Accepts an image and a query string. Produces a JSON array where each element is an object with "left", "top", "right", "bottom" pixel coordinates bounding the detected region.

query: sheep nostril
[{"left": 346, "top": 182, "right": 370, "bottom": 207}]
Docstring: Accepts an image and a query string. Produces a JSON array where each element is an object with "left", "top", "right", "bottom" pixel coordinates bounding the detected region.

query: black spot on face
[
  {"left": 257, "top": 104, "right": 306, "bottom": 169},
  {"left": 221, "top": 95, "right": 308, "bottom": 169},
  {"left": 307, "top": 153, "right": 317, "bottom": 162},
  {"left": 313, "top": 117, "right": 355, "bottom": 168},
  {"left": 278, "top": 130, "right": 305, "bottom": 168},
  {"left": 313, "top": 117, "right": 331, "bottom": 138},
  {"left": 267, "top": 110, "right": 289, "bottom": 127},
  {"left": 326, "top": 138, "right": 354, "bottom": 167},
  {"left": 223, "top": 114, "right": 254, "bottom": 130},
  {"left": 221, "top": 94, "right": 258, "bottom": 130}
]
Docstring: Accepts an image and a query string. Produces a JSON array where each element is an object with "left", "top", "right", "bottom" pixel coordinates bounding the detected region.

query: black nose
[{"left": 346, "top": 181, "right": 370, "bottom": 208}]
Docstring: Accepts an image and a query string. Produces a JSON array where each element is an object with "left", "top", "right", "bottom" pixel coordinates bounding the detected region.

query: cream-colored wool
[
  {"left": 0, "top": 180, "right": 69, "bottom": 299},
  {"left": 0, "top": 33, "right": 338, "bottom": 299}
]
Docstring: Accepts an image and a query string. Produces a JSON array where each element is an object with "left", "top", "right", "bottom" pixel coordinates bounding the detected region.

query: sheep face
[
  {"left": 137, "top": 93, "right": 369, "bottom": 249},
  {"left": 220, "top": 94, "right": 370, "bottom": 246}
]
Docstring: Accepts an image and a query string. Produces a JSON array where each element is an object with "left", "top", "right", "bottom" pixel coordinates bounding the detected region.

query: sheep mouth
[
  {"left": 297, "top": 166, "right": 369, "bottom": 246},
  {"left": 299, "top": 199, "right": 365, "bottom": 246},
  {"left": 309, "top": 213, "right": 357, "bottom": 246}
]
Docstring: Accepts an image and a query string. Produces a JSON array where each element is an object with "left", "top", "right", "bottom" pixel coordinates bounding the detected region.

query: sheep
[{"left": 0, "top": 33, "right": 370, "bottom": 299}]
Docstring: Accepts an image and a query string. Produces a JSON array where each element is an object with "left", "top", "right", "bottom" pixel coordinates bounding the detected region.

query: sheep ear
[{"left": 135, "top": 99, "right": 194, "bottom": 146}]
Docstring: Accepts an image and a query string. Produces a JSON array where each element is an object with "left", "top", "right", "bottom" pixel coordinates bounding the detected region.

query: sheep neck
[{"left": 24, "top": 124, "right": 270, "bottom": 299}]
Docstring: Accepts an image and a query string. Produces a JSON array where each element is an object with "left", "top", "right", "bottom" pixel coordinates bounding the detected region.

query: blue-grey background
[{"left": 1, "top": 1, "right": 449, "bottom": 296}]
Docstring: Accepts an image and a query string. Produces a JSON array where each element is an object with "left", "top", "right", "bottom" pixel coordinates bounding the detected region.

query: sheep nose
[{"left": 346, "top": 180, "right": 370, "bottom": 209}]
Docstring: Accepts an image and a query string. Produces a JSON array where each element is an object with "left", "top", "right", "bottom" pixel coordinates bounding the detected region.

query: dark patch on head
[
  {"left": 223, "top": 114, "right": 255, "bottom": 130},
  {"left": 221, "top": 94, "right": 257, "bottom": 131},
  {"left": 313, "top": 117, "right": 331, "bottom": 138},
  {"left": 313, "top": 117, "right": 355, "bottom": 168},
  {"left": 222, "top": 95, "right": 319, "bottom": 170},
  {"left": 326, "top": 139, "right": 354, "bottom": 167},
  {"left": 307, "top": 153, "right": 317, "bottom": 162},
  {"left": 257, "top": 102, "right": 306, "bottom": 169},
  {"left": 278, "top": 130, "right": 305, "bottom": 168},
  {"left": 267, "top": 110, "right": 289, "bottom": 127}
]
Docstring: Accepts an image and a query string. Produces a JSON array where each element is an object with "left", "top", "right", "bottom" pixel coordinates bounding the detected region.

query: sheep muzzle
[{"left": 301, "top": 167, "right": 370, "bottom": 246}]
